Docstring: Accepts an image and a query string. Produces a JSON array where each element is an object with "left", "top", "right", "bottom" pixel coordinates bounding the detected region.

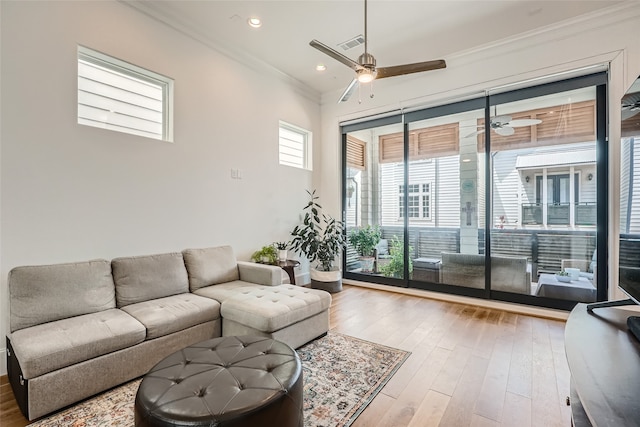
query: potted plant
[
  {"left": 250, "top": 245, "right": 278, "bottom": 265},
  {"left": 290, "top": 190, "right": 346, "bottom": 292},
  {"left": 274, "top": 241, "right": 288, "bottom": 262},
  {"left": 348, "top": 225, "right": 381, "bottom": 272}
]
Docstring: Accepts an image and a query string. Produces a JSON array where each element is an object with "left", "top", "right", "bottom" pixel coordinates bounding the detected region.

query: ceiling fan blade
[
  {"left": 309, "top": 39, "right": 361, "bottom": 71},
  {"left": 338, "top": 79, "right": 359, "bottom": 103},
  {"left": 464, "top": 129, "right": 484, "bottom": 138},
  {"left": 622, "top": 109, "right": 640, "bottom": 120},
  {"left": 495, "top": 126, "right": 515, "bottom": 136},
  {"left": 622, "top": 92, "right": 640, "bottom": 105},
  {"left": 507, "top": 119, "right": 542, "bottom": 127},
  {"left": 376, "top": 59, "right": 446, "bottom": 79}
]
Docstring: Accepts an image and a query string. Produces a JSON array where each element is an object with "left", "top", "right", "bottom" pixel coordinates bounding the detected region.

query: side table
[{"left": 278, "top": 259, "right": 300, "bottom": 285}]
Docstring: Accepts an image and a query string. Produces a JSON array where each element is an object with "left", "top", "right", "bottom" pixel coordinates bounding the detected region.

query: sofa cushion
[
  {"left": 183, "top": 246, "right": 240, "bottom": 291},
  {"left": 112, "top": 253, "right": 189, "bottom": 308},
  {"left": 121, "top": 293, "right": 221, "bottom": 340},
  {"left": 8, "top": 260, "right": 115, "bottom": 332},
  {"left": 9, "top": 309, "right": 145, "bottom": 379},
  {"left": 193, "top": 280, "right": 265, "bottom": 303},
  {"left": 220, "top": 285, "right": 331, "bottom": 333}
]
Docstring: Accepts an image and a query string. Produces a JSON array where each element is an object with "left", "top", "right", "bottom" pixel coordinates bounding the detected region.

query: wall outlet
[{"left": 230, "top": 168, "right": 243, "bottom": 180}]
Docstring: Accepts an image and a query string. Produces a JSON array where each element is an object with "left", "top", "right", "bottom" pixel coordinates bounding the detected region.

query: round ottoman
[{"left": 134, "top": 336, "right": 303, "bottom": 427}]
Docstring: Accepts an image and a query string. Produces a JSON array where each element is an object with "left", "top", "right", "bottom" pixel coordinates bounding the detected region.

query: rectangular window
[
  {"left": 399, "top": 184, "right": 431, "bottom": 219},
  {"left": 77, "top": 46, "right": 173, "bottom": 142},
  {"left": 279, "top": 121, "right": 311, "bottom": 170}
]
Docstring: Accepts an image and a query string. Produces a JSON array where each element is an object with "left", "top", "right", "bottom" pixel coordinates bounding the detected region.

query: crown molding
[
  {"left": 118, "top": 0, "right": 321, "bottom": 104},
  {"left": 447, "top": 1, "right": 640, "bottom": 66}
]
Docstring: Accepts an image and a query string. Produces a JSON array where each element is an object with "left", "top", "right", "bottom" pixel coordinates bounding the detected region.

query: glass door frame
[{"left": 341, "top": 72, "right": 608, "bottom": 310}]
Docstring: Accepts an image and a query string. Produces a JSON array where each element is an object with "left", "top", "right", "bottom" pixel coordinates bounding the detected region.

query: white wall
[
  {"left": 320, "top": 2, "right": 640, "bottom": 299},
  {"left": 0, "top": 1, "right": 321, "bottom": 374}
]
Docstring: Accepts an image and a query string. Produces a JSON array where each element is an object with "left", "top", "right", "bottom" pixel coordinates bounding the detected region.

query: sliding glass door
[
  {"left": 488, "top": 82, "right": 601, "bottom": 305},
  {"left": 342, "top": 72, "right": 607, "bottom": 310},
  {"left": 344, "top": 117, "right": 409, "bottom": 283},
  {"left": 404, "top": 100, "right": 487, "bottom": 296}
]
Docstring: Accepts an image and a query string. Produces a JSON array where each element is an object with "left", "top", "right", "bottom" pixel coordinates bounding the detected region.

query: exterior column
[{"left": 459, "top": 129, "right": 479, "bottom": 254}]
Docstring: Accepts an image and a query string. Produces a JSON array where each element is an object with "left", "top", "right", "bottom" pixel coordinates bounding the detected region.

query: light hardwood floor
[{"left": 0, "top": 285, "right": 572, "bottom": 426}]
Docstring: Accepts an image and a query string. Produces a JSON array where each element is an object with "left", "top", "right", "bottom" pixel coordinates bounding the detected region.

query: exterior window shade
[
  {"left": 379, "top": 123, "right": 459, "bottom": 163},
  {"left": 279, "top": 121, "right": 311, "bottom": 170},
  {"left": 346, "top": 136, "right": 366, "bottom": 170},
  {"left": 77, "top": 46, "right": 173, "bottom": 142}
]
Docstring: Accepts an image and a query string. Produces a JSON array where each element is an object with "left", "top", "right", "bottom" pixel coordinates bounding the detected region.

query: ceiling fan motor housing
[{"left": 358, "top": 52, "right": 376, "bottom": 67}]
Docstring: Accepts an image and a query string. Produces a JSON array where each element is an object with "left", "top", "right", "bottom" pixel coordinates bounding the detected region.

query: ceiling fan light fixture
[{"left": 357, "top": 68, "right": 376, "bottom": 83}]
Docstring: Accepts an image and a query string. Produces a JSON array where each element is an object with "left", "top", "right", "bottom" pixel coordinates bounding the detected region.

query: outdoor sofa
[
  {"left": 441, "top": 252, "right": 531, "bottom": 294},
  {"left": 6, "top": 245, "right": 331, "bottom": 420}
]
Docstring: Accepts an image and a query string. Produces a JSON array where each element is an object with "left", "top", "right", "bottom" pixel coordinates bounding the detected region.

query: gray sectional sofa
[{"left": 6, "top": 245, "right": 331, "bottom": 420}]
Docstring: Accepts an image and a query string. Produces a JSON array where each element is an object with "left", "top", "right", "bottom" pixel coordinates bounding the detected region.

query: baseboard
[
  {"left": 295, "top": 272, "right": 310, "bottom": 286},
  {"left": 0, "top": 348, "right": 6, "bottom": 376},
  {"left": 344, "top": 279, "right": 569, "bottom": 321}
]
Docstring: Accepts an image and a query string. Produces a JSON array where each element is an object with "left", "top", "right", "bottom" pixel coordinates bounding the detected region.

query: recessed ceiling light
[
  {"left": 316, "top": 64, "right": 326, "bottom": 71},
  {"left": 247, "top": 17, "right": 262, "bottom": 28}
]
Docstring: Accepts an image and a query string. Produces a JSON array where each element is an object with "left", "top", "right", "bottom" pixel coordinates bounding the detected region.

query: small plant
[
  {"left": 556, "top": 271, "right": 570, "bottom": 276},
  {"left": 274, "top": 241, "right": 288, "bottom": 250},
  {"left": 380, "top": 236, "right": 413, "bottom": 278},
  {"left": 290, "top": 190, "right": 345, "bottom": 272},
  {"left": 348, "top": 225, "right": 381, "bottom": 257},
  {"left": 251, "top": 245, "right": 278, "bottom": 265}
]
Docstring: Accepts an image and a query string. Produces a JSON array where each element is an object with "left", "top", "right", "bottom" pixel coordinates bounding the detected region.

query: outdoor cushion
[
  {"left": 9, "top": 309, "right": 145, "bottom": 379},
  {"left": 8, "top": 259, "right": 115, "bottom": 332},
  {"left": 121, "top": 293, "right": 221, "bottom": 340},
  {"left": 193, "top": 280, "right": 265, "bottom": 303},
  {"left": 183, "top": 246, "right": 240, "bottom": 291},
  {"left": 220, "top": 285, "right": 331, "bottom": 333},
  {"left": 375, "top": 239, "right": 389, "bottom": 256},
  {"left": 112, "top": 252, "right": 189, "bottom": 307}
]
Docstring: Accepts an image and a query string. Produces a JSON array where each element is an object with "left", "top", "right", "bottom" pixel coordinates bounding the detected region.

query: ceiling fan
[
  {"left": 465, "top": 112, "right": 542, "bottom": 138},
  {"left": 310, "top": 0, "right": 446, "bottom": 103},
  {"left": 622, "top": 92, "right": 640, "bottom": 120}
]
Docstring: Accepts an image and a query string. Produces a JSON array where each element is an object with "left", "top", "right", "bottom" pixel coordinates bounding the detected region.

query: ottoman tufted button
[{"left": 135, "top": 336, "right": 302, "bottom": 427}]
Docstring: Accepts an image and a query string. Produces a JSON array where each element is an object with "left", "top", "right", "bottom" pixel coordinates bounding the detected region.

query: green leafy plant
[
  {"left": 556, "top": 271, "right": 570, "bottom": 276},
  {"left": 274, "top": 241, "right": 289, "bottom": 250},
  {"left": 251, "top": 245, "right": 278, "bottom": 265},
  {"left": 348, "top": 225, "right": 381, "bottom": 257},
  {"left": 290, "top": 190, "right": 346, "bottom": 272},
  {"left": 380, "top": 236, "right": 413, "bottom": 278}
]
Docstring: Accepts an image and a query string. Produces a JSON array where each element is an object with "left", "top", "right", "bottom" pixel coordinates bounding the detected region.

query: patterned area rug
[{"left": 31, "top": 332, "right": 409, "bottom": 427}]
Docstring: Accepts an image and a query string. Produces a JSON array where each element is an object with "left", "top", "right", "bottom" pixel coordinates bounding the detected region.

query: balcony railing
[{"left": 521, "top": 203, "right": 596, "bottom": 226}]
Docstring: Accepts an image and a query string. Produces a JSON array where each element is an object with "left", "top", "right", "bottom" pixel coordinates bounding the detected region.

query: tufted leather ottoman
[{"left": 134, "top": 335, "right": 303, "bottom": 427}]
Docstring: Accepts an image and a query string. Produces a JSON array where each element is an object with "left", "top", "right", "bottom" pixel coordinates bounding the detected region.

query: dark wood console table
[{"left": 565, "top": 303, "right": 640, "bottom": 426}]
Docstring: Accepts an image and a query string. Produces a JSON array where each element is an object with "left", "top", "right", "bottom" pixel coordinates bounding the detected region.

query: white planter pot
[
  {"left": 359, "top": 256, "right": 375, "bottom": 272},
  {"left": 310, "top": 268, "right": 342, "bottom": 293},
  {"left": 278, "top": 249, "right": 288, "bottom": 261}
]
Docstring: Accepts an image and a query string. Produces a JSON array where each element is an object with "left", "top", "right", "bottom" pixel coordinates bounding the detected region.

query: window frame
[
  {"left": 278, "top": 120, "right": 312, "bottom": 170},
  {"left": 77, "top": 45, "right": 174, "bottom": 142},
  {"left": 399, "top": 183, "right": 432, "bottom": 221}
]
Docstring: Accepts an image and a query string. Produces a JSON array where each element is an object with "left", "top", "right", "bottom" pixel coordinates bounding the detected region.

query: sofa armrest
[{"left": 237, "top": 261, "right": 282, "bottom": 286}]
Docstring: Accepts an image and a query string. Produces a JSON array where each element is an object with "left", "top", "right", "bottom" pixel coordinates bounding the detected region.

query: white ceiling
[{"left": 130, "top": 0, "right": 622, "bottom": 97}]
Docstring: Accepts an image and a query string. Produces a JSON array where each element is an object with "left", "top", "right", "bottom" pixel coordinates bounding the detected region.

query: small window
[
  {"left": 279, "top": 121, "right": 311, "bottom": 170},
  {"left": 399, "top": 183, "right": 431, "bottom": 220},
  {"left": 77, "top": 46, "right": 173, "bottom": 142}
]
